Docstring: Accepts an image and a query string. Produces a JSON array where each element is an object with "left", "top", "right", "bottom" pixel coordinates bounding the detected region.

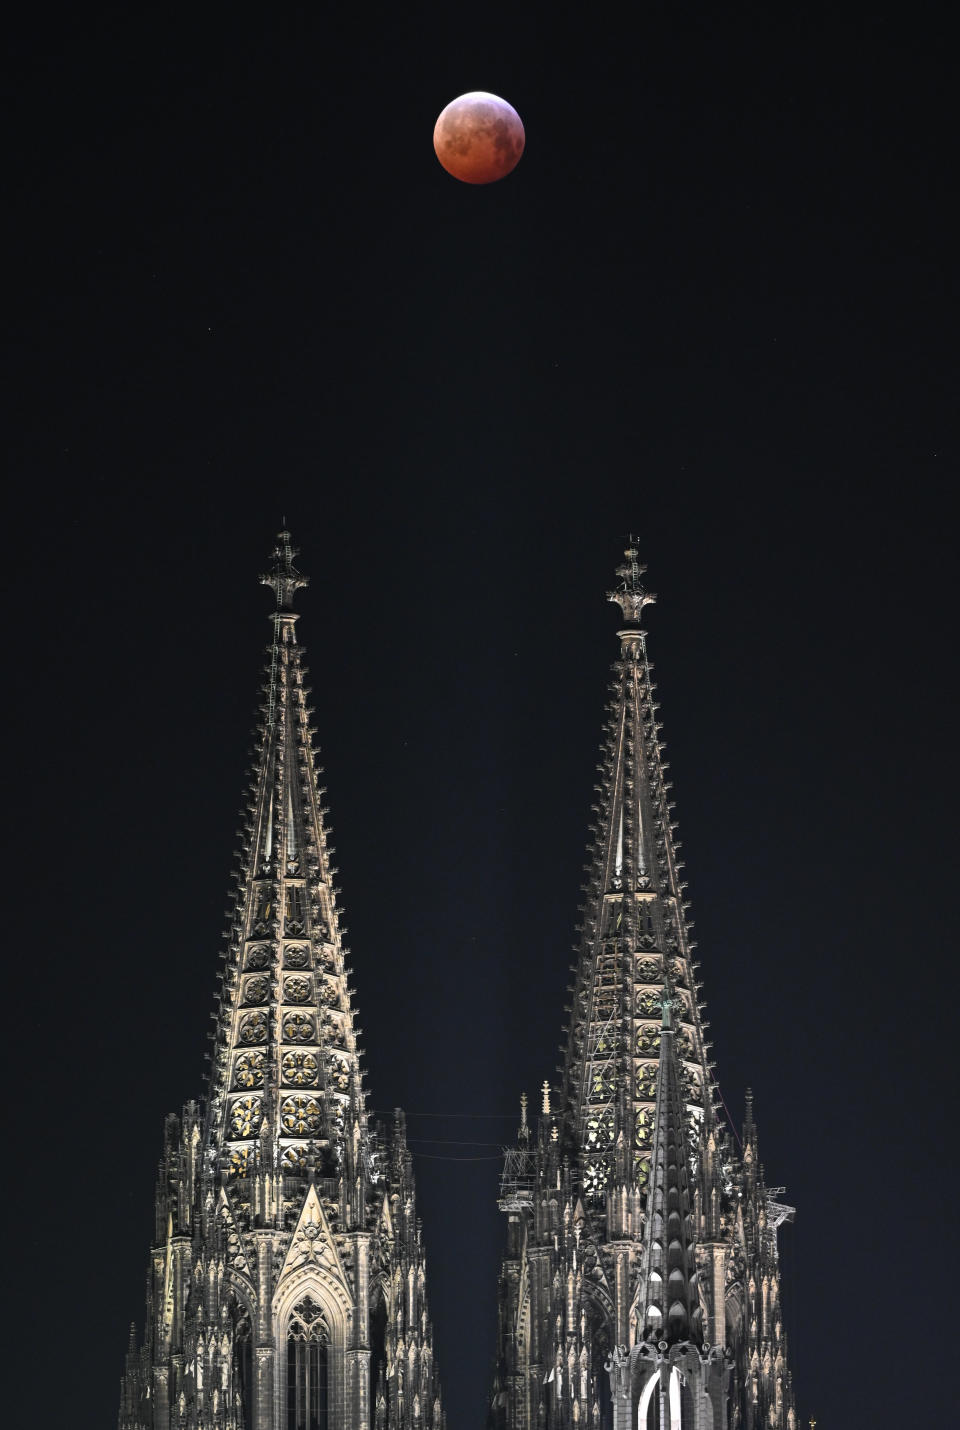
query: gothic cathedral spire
[
  {"left": 120, "top": 533, "right": 445, "bottom": 1430},
  {"left": 491, "top": 549, "right": 796, "bottom": 1430},
  {"left": 561, "top": 548, "right": 713, "bottom": 1205}
]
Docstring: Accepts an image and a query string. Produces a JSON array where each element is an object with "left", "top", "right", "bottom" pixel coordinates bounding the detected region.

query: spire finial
[
  {"left": 260, "top": 528, "right": 309, "bottom": 612},
  {"left": 607, "top": 538, "right": 656, "bottom": 626}
]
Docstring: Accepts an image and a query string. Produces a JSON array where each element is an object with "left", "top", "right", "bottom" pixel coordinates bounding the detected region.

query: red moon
[{"left": 433, "top": 92, "right": 525, "bottom": 185}]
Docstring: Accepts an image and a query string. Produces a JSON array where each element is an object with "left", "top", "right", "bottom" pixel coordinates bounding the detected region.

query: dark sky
[{"left": 7, "top": 6, "right": 956, "bottom": 1427}]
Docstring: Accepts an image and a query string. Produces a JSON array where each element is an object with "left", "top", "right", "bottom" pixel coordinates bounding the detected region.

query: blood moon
[{"left": 433, "top": 92, "right": 525, "bottom": 185}]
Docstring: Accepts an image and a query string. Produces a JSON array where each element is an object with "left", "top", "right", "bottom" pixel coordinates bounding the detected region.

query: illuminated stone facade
[
  {"left": 490, "top": 552, "right": 796, "bottom": 1430},
  {"left": 119, "top": 534, "right": 444, "bottom": 1430}
]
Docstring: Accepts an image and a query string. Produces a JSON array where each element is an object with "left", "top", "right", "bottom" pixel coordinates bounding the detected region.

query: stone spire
[
  {"left": 120, "top": 532, "right": 445, "bottom": 1429},
  {"left": 491, "top": 546, "right": 797, "bottom": 1430},
  {"left": 560, "top": 548, "right": 714, "bottom": 1204},
  {"left": 206, "top": 530, "right": 366, "bottom": 1195}
]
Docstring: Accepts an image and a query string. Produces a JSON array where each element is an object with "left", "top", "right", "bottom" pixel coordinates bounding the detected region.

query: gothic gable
[{"left": 274, "top": 1182, "right": 352, "bottom": 1313}]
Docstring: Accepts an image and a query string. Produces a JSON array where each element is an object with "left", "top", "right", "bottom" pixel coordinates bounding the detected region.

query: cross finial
[
  {"left": 260, "top": 529, "right": 309, "bottom": 611},
  {"left": 607, "top": 539, "right": 656, "bottom": 625}
]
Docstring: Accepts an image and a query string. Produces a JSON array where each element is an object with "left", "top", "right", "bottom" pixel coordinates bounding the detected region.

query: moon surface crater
[{"left": 433, "top": 92, "right": 525, "bottom": 185}]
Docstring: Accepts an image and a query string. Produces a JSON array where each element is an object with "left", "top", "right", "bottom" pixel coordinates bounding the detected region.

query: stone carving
[
  {"left": 280, "top": 1095, "right": 323, "bottom": 1136},
  {"left": 229, "top": 1096, "right": 262, "bottom": 1137},
  {"left": 282, "top": 1012, "right": 315, "bottom": 1043},
  {"left": 281, "top": 1050, "right": 319, "bottom": 1086},
  {"left": 283, "top": 975, "right": 311, "bottom": 1003},
  {"left": 238, "top": 1011, "right": 267, "bottom": 1044},
  {"left": 233, "top": 1050, "right": 265, "bottom": 1089},
  {"left": 604, "top": 1344, "right": 629, "bottom": 1398},
  {"left": 242, "top": 975, "right": 270, "bottom": 1005}
]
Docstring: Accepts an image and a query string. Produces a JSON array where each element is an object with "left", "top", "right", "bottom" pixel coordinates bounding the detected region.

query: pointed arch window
[{"left": 286, "top": 1297, "right": 329, "bottom": 1430}]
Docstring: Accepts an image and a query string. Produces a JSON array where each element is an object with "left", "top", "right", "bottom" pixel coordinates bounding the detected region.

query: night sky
[{"left": 7, "top": 7, "right": 955, "bottom": 1427}]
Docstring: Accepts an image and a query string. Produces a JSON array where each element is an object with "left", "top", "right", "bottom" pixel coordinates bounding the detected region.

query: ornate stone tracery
[
  {"left": 234, "top": 1050, "right": 265, "bottom": 1089},
  {"left": 282, "top": 1050, "right": 319, "bottom": 1086},
  {"left": 229, "top": 1096, "right": 263, "bottom": 1138},
  {"left": 119, "top": 534, "right": 446, "bottom": 1430},
  {"left": 490, "top": 551, "right": 795, "bottom": 1430}
]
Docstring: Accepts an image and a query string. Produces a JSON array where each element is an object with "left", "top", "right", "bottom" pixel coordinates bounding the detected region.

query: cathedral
[
  {"left": 119, "top": 533, "right": 445, "bottom": 1430},
  {"left": 119, "top": 536, "right": 795, "bottom": 1430},
  {"left": 488, "top": 550, "right": 795, "bottom": 1429}
]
